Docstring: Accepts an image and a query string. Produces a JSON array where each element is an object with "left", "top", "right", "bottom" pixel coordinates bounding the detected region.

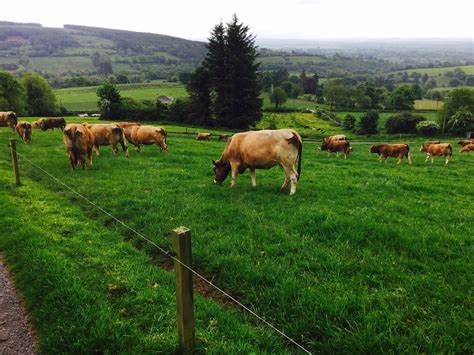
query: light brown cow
[
  {"left": 320, "top": 140, "right": 353, "bottom": 158},
  {"left": 0, "top": 111, "right": 17, "bottom": 131},
  {"left": 458, "top": 139, "right": 474, "bottom": 147},
  {"left": 325, "top": 134, "right": 347, "bottom": 143},
  {"left": 63, "top": 124, "right": 94, "bottom": 170},
  {"left": 15, "top": 121, "right": 32, "bottom": 144},
  {"left": 420, "top": 143, "right": 452, "bottom": 165},
  {"left": 197, "top": 133, "right": 212, "bottom": 141},
  {"left": 118, "top": 125, "right": 168, "bottom": 153},
  {"left": 212, "top": 129, "right": 303, "bottom": 195},
  {"left": 32, "top": 117, "right": 66, "bottom": 131},
  {"left": 370, "top": 144, "right": 412, "bottom": 165},
  {"left": 459, "top": 143, "right": 474, "bottom": 153},
  {"left": 84, "top": 124, "right": 129, "bottom": 158},
  {"left": 218, "top": 134, "right": 229, "bottom": 142}
]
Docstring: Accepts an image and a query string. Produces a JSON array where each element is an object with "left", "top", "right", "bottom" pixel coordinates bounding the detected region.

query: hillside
[{"left": 0, "top": 22, "right": 206, "bottom": 85}]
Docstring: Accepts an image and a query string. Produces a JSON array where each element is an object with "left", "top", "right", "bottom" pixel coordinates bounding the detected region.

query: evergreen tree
[{"left": 187, "top": 66, "right": 212, "bottom": 126}]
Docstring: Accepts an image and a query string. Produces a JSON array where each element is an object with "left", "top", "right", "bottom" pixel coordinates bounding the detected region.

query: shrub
[
  {"left": 357, "top": 110, "right": 379, "bottom": 135},
  {"left": 385, "top": 112, "right": 426, "bottom": 134},
  {"left": 416, "top": 121, "right": 439, "bottom": 136},
  {"left": 342, "top": 114, "right": 356, "bottom": 131},
  {"left": 449, "top": 109, "right": 474, "bottom": 135}
]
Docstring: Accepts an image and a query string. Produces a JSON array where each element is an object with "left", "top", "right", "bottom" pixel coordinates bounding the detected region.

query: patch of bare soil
[{"left": 0, "top": 252, "right": 38, "bottom": 354}]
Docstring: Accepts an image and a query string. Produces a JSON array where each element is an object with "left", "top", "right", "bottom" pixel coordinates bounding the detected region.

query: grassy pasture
[
  {"left": 393, "top": 64, "right": 474, "bottom": 76},
  {"left": 0, "top": 124, "right": 472, "bottom": 353}
]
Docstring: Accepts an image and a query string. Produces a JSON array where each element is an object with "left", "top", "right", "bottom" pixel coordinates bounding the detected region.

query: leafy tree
[
  {"left": 357, "top": 110, "right": 379, "bottom": 135},
  {"left": 22, "top": 73, "right": 57, "bottom": 116},
  {"left": 0, "top": 71, "right": 25, "bottom": 114},
  {"left": 421, "top": 73, "right": 429, "bottom": 85},
  {"left": 416, "top": 121, "right": 439, "bottom": 136},
  {"left": 411, "top": 84, "right": 423, "bottom": 100},
  {"left": 91, "top": 52, "right": 113, "bottom": 75},
  {"left": 425, "top": 78, "right": 437, "bottom": 89},
  {"left": 96, "top": 81, "right": 122, "bottom": 120},
  {"left": 385, "top": 112, "right": 426, "bottom": 134},
  {"left": 386, "top": 85, "right": 415, "bottom": 110},
  {"left": 465, "top": 75, "right": 474, "bottom": 86},
  {"left": 269, "top": 87, "right": 287, "bottom": 108},
  {"left": 440, "top": 88, "right": 474, "bottom": 121},
  {"left": 272, "top": 69, "right": 289, "bottom": 87},
  {"left": 342, "top": 114, "right": 356, "bottom": 131},
  {"left": 448, "top": 109, "right": 474, "bottom": 135}
]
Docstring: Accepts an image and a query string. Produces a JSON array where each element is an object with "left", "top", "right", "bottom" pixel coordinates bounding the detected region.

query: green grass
[{"left": 0, "top": 124, "right": 472, "bottom": 353}]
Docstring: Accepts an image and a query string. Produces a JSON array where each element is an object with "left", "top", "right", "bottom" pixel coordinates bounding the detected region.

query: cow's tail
[
  {"left": 288, "top": 131, "right": 303, "bottom": 181},
  {"left": 405, "top": 144, "right": 410, "bottom": 157},
  {"left": 447, "top": 144, "right": 452, "bottom": 157}
]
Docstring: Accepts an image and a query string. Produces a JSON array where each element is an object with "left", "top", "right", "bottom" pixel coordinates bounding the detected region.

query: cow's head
[
  {"left": 369, "top": 145, "right": 380, "bottom": 154},
  {"left": 320, "top": 140, "right": 328, "bottom": 151},
  {"left": 420, "top": 143, "right": 429, "bottom": 152},
  {"left": 212, "top": 159, "right": 231, "bottom": 184}
]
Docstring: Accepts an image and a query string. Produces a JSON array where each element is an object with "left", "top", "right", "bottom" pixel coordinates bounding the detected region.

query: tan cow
[
  {"left": 320, "top": 140, "right": 353, "bottom": 158},
  {"left": 370, "top": 144, "right": 412, "bottom": 165},
  {"left": 84, "top": 124, "right": 129, "bottom": 158},
  {"left": 32, "top": 117, "right": 66, "bottom": 131},
  {"left": 459, "top": 143, "right": 474, "bottom": 153},
  {"left": 15, "top": 121, "right": 32, "bottom": 144},
  {"left": 63, "top": 124, "right": 95, "bottom": 170},
  {"left": 458, "top": 139, "right": 474, "bottom": 147},
  {"left": 420, "top": 143, "right": 452, "bottom": 165},
  {"left": 325, "top": 134, "right": 347, "bottom": 143},
  {"left": 118, "top": 124, "right": 168, "bottom": 153},
  {"left": 0, "top": 111, "right": 17, "bottom": 131},
  {"left": 197, "top": 133, "right": 212, "bottom": 141},
  {"left": 212, "top": 129, "right": 303, "bottom": 195}
]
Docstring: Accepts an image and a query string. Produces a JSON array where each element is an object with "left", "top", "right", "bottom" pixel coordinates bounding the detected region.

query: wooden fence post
[
  {"left": 10, "top": 139, "right": 20, "bottom": 186},
  {"left": 173, "top": 227, "right": 195, "bottom": 354}
]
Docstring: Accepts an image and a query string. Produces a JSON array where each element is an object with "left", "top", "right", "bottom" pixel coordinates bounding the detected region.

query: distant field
[
  {"left": 259, "top": 55, "right": 325, "bottom": 64},
  {"left": 414, "top": 99, "right": 444, "bottom": 110},
  {"left": 55, "top": 82, "right": 188, "bottom": 111},
  {"left": 393, "top": 65, "right": 474, "bottom": 76}
]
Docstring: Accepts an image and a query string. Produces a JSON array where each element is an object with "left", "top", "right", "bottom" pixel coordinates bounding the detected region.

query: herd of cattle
[{"left": 0, "top": 111, "right": 473, "bottom": 195}]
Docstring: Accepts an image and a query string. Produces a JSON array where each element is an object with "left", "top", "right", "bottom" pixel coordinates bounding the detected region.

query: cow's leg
[
  {"left": 120, "top": 139, "right": 129, "bottom": 158},
  {"left": 136, "top": 144, "right": 141, "bottom": 152},
  {"left": 250, "top": 169, "right": 257, "bottom": 187},
  {"left": 431, "top": 156, "right": 434, "bottom": 164},
  {"left": 397, "top": 154, "right": 402, "bottom": 164},
  {"left": 425, "top": 154, "right": 430, "bottom": 162},
  {"left": 445, "top": 155, "right": 450, "bottom": 165},
  {"left": 408, "top": 153, "right": 412, "bottom": 165},
  {"left": 87, "top": 147, "right": 93, "bottom": 166},
  {"left": 282, "top": 165, "right": 298, "bottom": 195},
  {"left": 112, "top": 143, "right": 119, "bottom": 155},
  {"left": 230, "top": 162, "right": 239, "bottom": 188},
  {"left": 344, "top": 151, "right": 348, "bottom": 159},
  {"left": 336, "top": 152, "right": 339, "bottom": 158},
  {"left": 280, "top": 175, "right": 290, "bottom": 191},
  {"left": 94, "top": 145, "right": 100, "bottom": 156}
]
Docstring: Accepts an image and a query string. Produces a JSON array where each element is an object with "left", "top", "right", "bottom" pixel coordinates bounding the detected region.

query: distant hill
[{"left": 0, "top": 22, "right": 207, "bottom": 86}]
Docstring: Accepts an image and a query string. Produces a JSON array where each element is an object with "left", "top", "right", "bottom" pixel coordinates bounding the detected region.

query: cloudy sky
[{"left": 3, "top": 0, "right": 473, "bottom": 40}]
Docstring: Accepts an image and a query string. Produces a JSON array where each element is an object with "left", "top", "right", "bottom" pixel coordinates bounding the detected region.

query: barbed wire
[{"left": 9, "top": 147, "right": 312, "bottom": 355}]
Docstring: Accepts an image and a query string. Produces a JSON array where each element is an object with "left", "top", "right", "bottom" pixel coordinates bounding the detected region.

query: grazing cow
[
  {"left": 0, "top": 111, "right": 17, "bottom": 131},
  {"left": 325, "top": 134, "right": 347, "bottom": 143},
  {"left": 32, "top": 117, "right": 66, "bottom": 131},
  {"left": 118, "top": 124, "right": 168, "bottom": 153},
  {"left": 459, "top": 143, "right": 474, "bottom": 153},
  {"left": 15, "top": 121, "right": 32, "bottom": 144},
  {"left": 370, "top": 144, "right": 412, "bottom": 165},
  {"left": 320, "top": 140, "right": 353, "bottom": 158},
  {"left": 420, "top": 143, "right": 452, "bottom": 165},
  {"left": 197, "top": 133, "right": 212, "bottom": 141},
  {"left": 458, "top": 139, "right": 474, "bottom": 146},
  {"left": 212, "top": 129, "right": 303, "bottom": 195},
  {"left": 63, "top": 124, "right": 94, "bottom": 170},
  {"left": 84, "top": 124, "right": 129, "bottom": 158},
  {"left": 218, "top": 134, "right": 229, "bottom": 142}
]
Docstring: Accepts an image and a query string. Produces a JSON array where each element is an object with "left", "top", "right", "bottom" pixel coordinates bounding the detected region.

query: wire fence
[{"left": 9, "top": 147, "right": 312, "bottom": 355}]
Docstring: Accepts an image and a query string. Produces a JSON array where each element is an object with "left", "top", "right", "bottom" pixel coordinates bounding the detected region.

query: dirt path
[{"left": 0, "top": 252, "right": 38, "bottom": 354}]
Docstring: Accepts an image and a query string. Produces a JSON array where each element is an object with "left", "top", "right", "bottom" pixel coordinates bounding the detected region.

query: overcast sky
[{"left": 3, "top": 0, "right": 473, "bottom": 40}]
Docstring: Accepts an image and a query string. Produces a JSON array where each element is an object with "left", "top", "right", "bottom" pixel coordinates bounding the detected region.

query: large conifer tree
[{"left": 188, "top": 15, "right": 261, "bottom": 129}]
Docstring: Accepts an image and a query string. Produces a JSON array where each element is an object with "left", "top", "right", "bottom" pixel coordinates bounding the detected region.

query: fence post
[
  {"left": 173, "top": 227, "right": 195, "bottom": 354},
  {"left": 10, "top": 139, "right": 20, "bottom": 186}
]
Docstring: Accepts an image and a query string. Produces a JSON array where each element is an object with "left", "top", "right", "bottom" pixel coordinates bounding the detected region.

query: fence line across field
[{"left": 8, "top": 145, "right": 312, "bottom": 355}]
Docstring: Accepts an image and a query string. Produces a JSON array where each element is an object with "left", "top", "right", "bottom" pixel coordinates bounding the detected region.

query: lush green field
[
  {"left": 393, "top": 64, "right": 474, "bottom": 76},
  {"left": 414, "top": 99, "right": 443, "bottom": 110},
  {"left": 55, "top": 81, "right": 188, "bottom": 112},
  {"left": 333, "top": 111, "right": 440, "bottom": 130},
  {"left": 0, "top": 124, "right": 472, "bottom": 353}
]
